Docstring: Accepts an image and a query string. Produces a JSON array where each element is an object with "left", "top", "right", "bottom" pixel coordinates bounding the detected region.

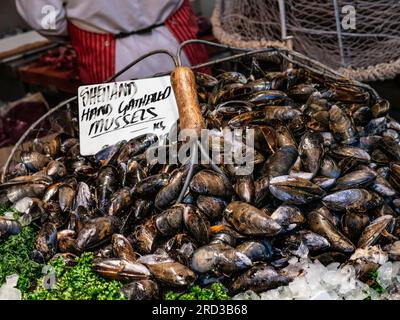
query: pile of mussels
[{"left": 1, "top": 63, "right": 400, "bottom": 300}]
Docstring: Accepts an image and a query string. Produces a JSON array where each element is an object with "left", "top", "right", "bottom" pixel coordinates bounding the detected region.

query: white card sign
[{"left": 78, "top": 76, "right": 179, "bottom": 156}]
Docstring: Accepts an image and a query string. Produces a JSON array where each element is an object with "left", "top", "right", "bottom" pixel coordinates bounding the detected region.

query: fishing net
[{"left": 211, "top": 0, "right": 400, "bottom": 81}]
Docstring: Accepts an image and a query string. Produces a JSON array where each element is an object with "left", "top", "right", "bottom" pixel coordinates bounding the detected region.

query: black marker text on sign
[{"left": 77, "top": 76, "right": 179, "bottom": 155}]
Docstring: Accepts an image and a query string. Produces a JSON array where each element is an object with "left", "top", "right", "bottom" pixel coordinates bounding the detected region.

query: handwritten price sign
[{"left": 77, "top": 76, "right": 179, "bottom": 155}]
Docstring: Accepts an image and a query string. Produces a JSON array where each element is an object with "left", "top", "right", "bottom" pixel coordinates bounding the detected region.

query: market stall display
[{"left": 0, "top": 44, "right": 399, "bottom": 300}]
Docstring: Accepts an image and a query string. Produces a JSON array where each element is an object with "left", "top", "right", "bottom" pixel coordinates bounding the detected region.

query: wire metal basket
[{"left": 1, "top": 41, "right": 381, "bottom": 183}]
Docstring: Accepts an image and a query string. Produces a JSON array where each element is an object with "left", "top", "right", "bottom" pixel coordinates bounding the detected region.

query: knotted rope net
[{"left": 211, "top": 0, "right": 400, "bottom": 81}]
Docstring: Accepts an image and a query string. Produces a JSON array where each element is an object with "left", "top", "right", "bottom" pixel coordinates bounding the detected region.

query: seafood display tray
[{"left": 1, "top": 44, "right": 399, "bottom": 300}]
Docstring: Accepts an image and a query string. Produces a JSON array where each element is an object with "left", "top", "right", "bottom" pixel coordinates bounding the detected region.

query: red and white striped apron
[{"left": 68, "top": 0, "right": 208, "bottom": 84}]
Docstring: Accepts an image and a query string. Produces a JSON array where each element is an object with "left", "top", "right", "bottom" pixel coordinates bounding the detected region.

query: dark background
[{"left": 370, "top": 78, "right": 400, "bottom": 120}]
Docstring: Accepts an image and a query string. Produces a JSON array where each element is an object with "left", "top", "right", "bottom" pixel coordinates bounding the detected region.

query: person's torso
[{"left": 64, "top": 0, "right": 183, "bottom": 34}]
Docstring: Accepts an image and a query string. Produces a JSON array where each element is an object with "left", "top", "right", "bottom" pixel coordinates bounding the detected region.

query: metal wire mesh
[{"left": 211, "top": 0, "right": 400, "bottom": 81}]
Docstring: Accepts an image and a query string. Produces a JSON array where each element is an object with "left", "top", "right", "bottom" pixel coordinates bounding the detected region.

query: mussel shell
[
  {"left": 380, "top": 137, "right": 400, "bottom": 161},
  {"left": 261, "top": 145, "right": 298, "bottom": 179},
  {"left": 306, "top": 110, "right": 330, "bottom": 131},
  {"left": 60, "top": 138, "right": 79, "bottom": 155},
  {"left": 191, "top": 243, "right": 225, "bottom": 273},
  {"left": 329, "top": 105, "right": 358, "bottom": 145},
  {"left": 320, "top": 156, "right": 341, "bottom": 179},
  {"left": 224, "top": 201, "right": 281, "bottom": 236},
  {"left": 46, "top": 160, "right": 67, "bottom": 178},
  {"left": 43, "top": 137, "right": 61, "bottom": 158},
  {"left": 58, "top": 184, "right": 76, "bottom": 212},
  {"left": 146, "top": 262, "right": 196, "bottom": 287},
  {"left": 164, "top": 233, "right": 197, "bottom": 266},
  {"left": 118, "top": 134, "right": 158, "bottom": 162},
  {"left": 311, "top": 251, "right": 348, "bottom": 266},
  {"left": 230, "top": 263, "right": 290, "bottom": 294},
  {"left": 209, "top": 224, "right": 245, "bottom": 247},
  {"left": 322, "top": 189, "right": 382, "bottom": 212},
  {"left": 388, "top": 241, "right": 400, "bottom": 261},
  {"left": 133, "top": 173, "right": 169, "bottom": 195},
  {"left": 236, "top": 240, "right": 273, "bottom": 262},
  {"left": 112, "top": 234, "right": 137, "bottom": 262},
  {"left": 359, "top": 136, "right": 382, "bottom": 152},
  {"left": 331, "top": 146, "right": 370, "bottom": 162},
  {"left": 57, "top": 230, "right": 76, "bottom": 253},
  {"left": 217, "top": 71, "right": 247, "bottom": 85},
  {"left": 155, "top": 166, "right": 188, "bottom": 209},
  {"left": 75, "top": 182, "right": 94, "bottom": 211},
  {"left": 248, "top": 90, "right": 287, "bottom": 106},
  {"left": 357, "top": 215, "right": 395, "bottom": 248},
  {"left": 254, "top": 176, "right": 270, "bottom": 206},
  {"left": 190, "top": 243, "right": 251, "bottom": 274},
  {"left": 308, "top": 207, "right": 355, "bottom": 253},
  {"left": 215, "top": 100, "right": 254, "bottom": 117},
  {"left": 312, "top": 176, "right": 336, "bottom": 190},
  {"left": 341, "top": 212, "right": 370, "bottom": 242},
  {"left": 332, "top": 169, "right": 376, "bottom": 191},
  {"left": 20, "top": 151, "right": 51, "bottom": 172},
  {"left": 275, "top": 125, "right": 297, "bottom": 148},
  {"left": 298, "top": 131, "right": 324, "bottom": 178},
  {"left": 33, "top": 222, "right": 58, "bottom": 262},
  {"left": 228, "top": 110, "right": 265, "bottom": 128},
  {"left": 351, "top": 105, "right": 372, "bottom": 126},
  {"left": 190, "top": 170, "right": 233, "bottom": 197},
  {"left": 97, "top": 166, "right": 119, "bottom": 211},
  {"left": 92, "top": 258, "right": 150, "bottom": 281},
  {"left": 121, "top": 280, "right": 159, "bottom": 300},
  {"left": 326, "top": 85, "right": 369, "bottom": 103},
  {"left": 196, "top": 195, "right": 227, "bottom": 220},
  {"left": 183, "top": 205, "right": 209, "bottom": 245},
  {"left": 283, "top": 230, "right": 330, "bottom": 252},
  {"left": 382, "top": 129, "right": 399, "bottom": 141},
  {"left": 287, "top": 84, "right": 316, "bottom": 102},
  {"left": 253, "top": 125, "right": 277, "bottom": 153},
  {"left": 132, "top": 199, "right": 153, "bottom": 221},
  {"left": 108, "top": 187, "right": 131, "bottom": 216},
  {"left": 346, "top": 259, "right": 380, "bottom": 282},
  {"left": 270, "top": 205, "right": 304, "bottom": 232},
  {"left": 75, "top": 216, "right": 120, "bottom": 251},
  {"left": 264, "top": 106, "right": 302, "bottom": 121},
  {"left": 196, "top": 72, "right": 218, "bottom": 87},
  {"left": 6, "top": 183, "right": 48, "bottom": 203},
  {"left": 371, "top": 175, "right": 397, "bottom": 197},
  {"left": 389, "top": 163, "right": 400, "bottom": 192},
  {"left": 371, "top": 100, "right": 390, "bottom": 118},
  {"left": 234, "top": 175, "right": 255, "bottom": 203},
  {"left": 131, "top": 218, "right": 158, "bottom": 254},
  {"left": 269, "top": 175, "right": 326, "bottom": 204},
  {"left": 155, "top": 205, "right": 184, "bottom": 236},
  {"left": 0, "top": 217, "right": 22, "bottom": 238},
  {"left": 217, "top": 248, "right": 253, "bottom": 273},
  {"left": 94, "top": 141, "right": 124, "bottom": 166},
  {"left": 366, "top": 117, "right": 387, "bottom": 136}
]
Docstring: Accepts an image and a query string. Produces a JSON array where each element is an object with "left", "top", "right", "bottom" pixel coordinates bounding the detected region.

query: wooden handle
[{"left": 171, "top": 66, "right": 205, "bottom": 137}]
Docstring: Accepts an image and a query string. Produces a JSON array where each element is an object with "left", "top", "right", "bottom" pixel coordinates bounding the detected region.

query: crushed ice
[
  {"left": 233, "top": 245, "right": 400, "bottom": 300},
  {"left": 0, "top": 274, "right": 22, "bottom": 300}
]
